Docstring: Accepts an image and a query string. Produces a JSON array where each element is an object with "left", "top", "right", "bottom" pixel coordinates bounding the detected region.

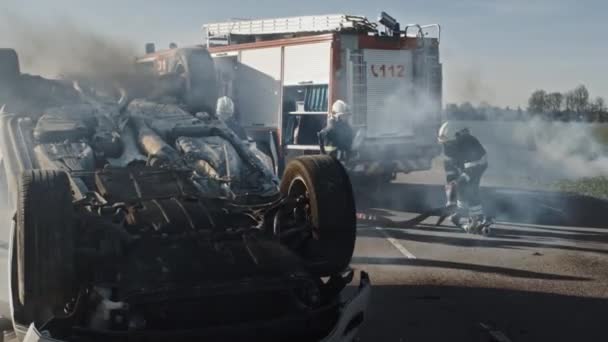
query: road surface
[{"left": 352, "top": 180, "right": 608, "bottom": 342}]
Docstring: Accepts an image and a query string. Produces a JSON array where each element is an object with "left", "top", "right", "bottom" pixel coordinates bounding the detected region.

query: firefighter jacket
[
  {"left": 443, "top": 133, "right": 487, "bottom": 183},
  {"left": 319, "top": 116, "right": 354, "bottom": 152}
]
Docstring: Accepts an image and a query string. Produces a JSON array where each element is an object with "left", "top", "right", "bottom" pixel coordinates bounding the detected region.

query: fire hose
[
  {"left": 354, "top": 174, "right": 495, "bottom": 234},
  {"left": 356, "top": 181, "right": 458, "bottom": 228},
  {"left": 356, "top": 205, "right": 455, "bottom": 229}
]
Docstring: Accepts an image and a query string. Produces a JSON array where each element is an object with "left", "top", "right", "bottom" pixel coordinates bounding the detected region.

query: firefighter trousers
[{"left": 457, "top": 164, "right": 487, "bottom": 217}]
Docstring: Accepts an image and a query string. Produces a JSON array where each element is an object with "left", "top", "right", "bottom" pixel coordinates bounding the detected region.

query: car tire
[
  {"left": 280, "top": 155, "right": 356, "bottom": 276},
  {"left": 15, "top": 170, "right": 75, "bottom": 324}
]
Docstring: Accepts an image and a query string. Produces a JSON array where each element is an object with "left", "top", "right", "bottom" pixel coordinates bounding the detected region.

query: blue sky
[{"left": 1, "top": 0, "right": 605, "bottom": 107}]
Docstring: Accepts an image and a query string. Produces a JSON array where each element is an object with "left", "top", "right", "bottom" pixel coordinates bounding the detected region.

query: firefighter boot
[
  {"left": 466, "top": 215, "right": 488, "bottom": 234},
  {"left": 462, "top": 215, "right": 478, "bottom": 234},
  {"left": 479, "top": 216, "right": 493, "bottom": 236}
]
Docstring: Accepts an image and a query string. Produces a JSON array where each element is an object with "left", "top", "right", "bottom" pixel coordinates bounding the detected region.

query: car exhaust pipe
[{"left": 132, "top": 118, "right": 183, "bottom": 167}]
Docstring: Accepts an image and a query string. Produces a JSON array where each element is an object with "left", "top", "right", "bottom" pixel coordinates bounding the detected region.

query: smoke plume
[
  {"left": 0, "top": 12, "right": 138, "bottom": 86},
  {"left": 449, "top": 66, "right": 497, "bottom": 106}
]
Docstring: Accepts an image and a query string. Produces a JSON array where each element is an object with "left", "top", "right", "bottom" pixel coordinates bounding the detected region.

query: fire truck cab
[{"left": 204, "top": 12, "right": 443, "bottom": 181}]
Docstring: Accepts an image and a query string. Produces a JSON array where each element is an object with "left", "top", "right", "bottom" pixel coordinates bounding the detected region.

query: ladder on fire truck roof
[{"left": 202, "top": 14, "right": 378, "bottom": 46}]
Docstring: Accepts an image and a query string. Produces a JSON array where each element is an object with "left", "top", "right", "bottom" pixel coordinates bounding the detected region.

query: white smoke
[
  {"left": 519, "top": 118, "right": 608, "bottom": 179},
  {"left": 457, "top": 118, "right": 608, "bottom": 186},
  {"left": 368, "top": 83, "right": 440, "bottom": 139}
]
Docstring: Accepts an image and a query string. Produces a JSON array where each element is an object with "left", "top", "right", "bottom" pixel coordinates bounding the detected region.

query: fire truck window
[{"left": 282, "top": 84, "right": 328, "bottom": 145}]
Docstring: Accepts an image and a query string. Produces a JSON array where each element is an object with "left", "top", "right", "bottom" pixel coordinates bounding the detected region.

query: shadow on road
[
  {"left": 491, "top": 226, "right": 608, "bottom": 244},
  {"left": 358, "top": 284, "right": 607, "bottom": 342},
  {"left": 357, "top": 227, "right": 608, "bottom": 255},
  {"left": 352, "top": 256, "right": 590, "bottom": 281},
  {"left": 356, "top": 183, "right": 608, "bottom": 228}
]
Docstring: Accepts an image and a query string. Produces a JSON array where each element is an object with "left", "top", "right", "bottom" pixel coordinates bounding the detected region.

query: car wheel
[
  {"left": 15, "top": 170, "right": 75, "bottom": 324},
  {"left": 280, "top": 155, "right": 356, "bottom": 276}
]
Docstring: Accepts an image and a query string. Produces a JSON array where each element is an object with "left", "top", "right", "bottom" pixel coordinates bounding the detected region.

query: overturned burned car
[{"left": 0, "top": 48, "right": 369, "bottom": 341}]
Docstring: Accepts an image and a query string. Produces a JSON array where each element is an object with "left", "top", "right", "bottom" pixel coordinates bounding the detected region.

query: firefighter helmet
[
  {"left": 331, "top": 100, "right": 350, "bottom": 116},
  {"left": 437, "top": 121, "right": 470, "bottom": 143},
  {"left": 331, "top": 100, "right": 352, "bottom": 123},
  {"left": 216, "top": 96, "right": 235, "bottom": 121}
]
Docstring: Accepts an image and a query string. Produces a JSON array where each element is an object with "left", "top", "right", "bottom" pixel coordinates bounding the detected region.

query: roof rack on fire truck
[{"left": 202, "top": 14, "right": 378, "bottom": 46}]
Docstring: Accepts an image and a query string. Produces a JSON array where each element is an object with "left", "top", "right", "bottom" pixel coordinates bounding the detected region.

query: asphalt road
[{"left": 352, "top": 179, "right": 608, "bottom": 342}]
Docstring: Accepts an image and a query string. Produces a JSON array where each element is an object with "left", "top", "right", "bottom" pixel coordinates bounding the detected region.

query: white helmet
[
  {"left": 331, "top": 100, "right": 350, "bottom": 115},
  {"left": 216, "top": 96, "right": 235, "bottom": 121},
  {"left": 331, "top": 100, "right": 351, "bottom": 122},
  {"left": 437, "top": 121, "right": 470, "bottom": 143}
]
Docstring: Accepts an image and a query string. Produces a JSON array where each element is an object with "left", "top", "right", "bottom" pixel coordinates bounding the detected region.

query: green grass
[
  {"left": 552, "top": 125, "right": 608, "bottom": 199},
  {"left": 592, "top": 126, "right": 608, "bottom": 147},
  {"left": 553, "top": 176, "right": 608, "bottom": 200}
]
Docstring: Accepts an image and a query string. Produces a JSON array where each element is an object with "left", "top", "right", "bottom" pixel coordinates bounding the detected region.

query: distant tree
[
  {"left": 590, "top": 96, "right": 606, "bottom": 112},
  {"left": 477, "top": 101, "right": 491, "bottom": 120},
  {"left": 569, "top": 85, "right": 590, "bottom": 119},
  {"left": 516, "top": 106, "right": 524, "bottom": 120},
  {"left": 545, "top": 92, "right": 563, "bottom": 113},
  {"left": 444, "top": 103, "right": 459, "bottom": 120},
  {"left": 445, "top": 103, "right": 459, "bottom": 112},
  {"left": 459, "top": 102, "right": 475, "bottom": 114},
  {"left": 479, "top": 101, "right": 491, "bottom": 109},
  {"left": 451, "top": 102, "right": 471, "bottom": 120},
  {"left": 564, "top": 91, "right": 573, "bottom": 112},
  {"left": 527, "top": 90, "right": 547, "bottom": 114},
  {"left": 589, "top": 97, "right": 607, "bottom": 122}
]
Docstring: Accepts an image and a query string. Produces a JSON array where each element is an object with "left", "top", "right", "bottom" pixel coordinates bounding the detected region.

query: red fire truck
[{"left": 204, "top": 12, "right": 443, "bottom": 181}]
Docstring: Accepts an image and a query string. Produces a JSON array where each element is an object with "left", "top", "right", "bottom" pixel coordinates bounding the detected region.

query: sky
[{"left": 0, "top": 0, "right": 606, "bottom": 107}]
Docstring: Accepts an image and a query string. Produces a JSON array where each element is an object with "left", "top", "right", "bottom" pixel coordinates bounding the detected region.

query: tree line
[
  {"left": 445, "top": 102, "right": 524, "bottom": 121},
  {"left": 527, "top": 85, "right": 607, "bottom": 122},
  {"left": 444, "top": 84, "right": 608, "bottom": 122}
]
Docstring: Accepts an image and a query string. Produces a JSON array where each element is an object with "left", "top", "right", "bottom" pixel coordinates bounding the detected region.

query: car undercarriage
[{"left": 0, "top": 50, "right": 370, "bottom": 341}]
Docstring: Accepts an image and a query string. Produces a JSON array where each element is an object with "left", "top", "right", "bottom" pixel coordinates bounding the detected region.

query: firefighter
[
  {"left": 437, "top": 121, "right": 489, "bottom": 234},
  {"left": 318, "top": 100, "right": 354, "bottom": 160},
  {"left": 215, "top": 96, "right": 248, "bottom": 140}
]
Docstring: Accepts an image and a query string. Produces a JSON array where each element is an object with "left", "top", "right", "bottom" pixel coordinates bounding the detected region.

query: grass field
[
  {"left": 557, "top": 126, "right": 608, "bottom": 199},
  {"left": 554, "top": 176, "right": 608, "bottom": 200},
  {"left": 593, "top": 125, "right": 608, "bottom": 147}
]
